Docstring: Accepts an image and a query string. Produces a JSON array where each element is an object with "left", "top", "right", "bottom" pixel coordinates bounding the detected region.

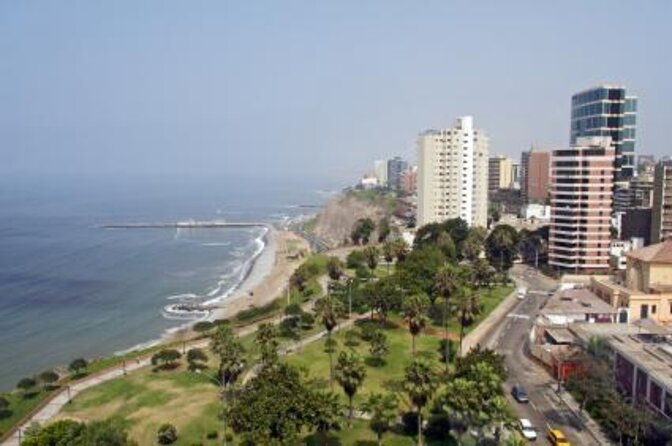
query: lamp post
[{"left": 66, "top": 384, "right": 71, "bottom": 403}]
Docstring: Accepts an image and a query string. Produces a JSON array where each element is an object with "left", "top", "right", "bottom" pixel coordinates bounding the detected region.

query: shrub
[
  {"left": 346, "top": 250, "right": 366, "bottom": 269},
  {"left": 157, "top": 423, "right": 178, "bottom": 444},
  {"left": 206, "top": 430, "right": 218, "bottom": 439},
  {"left": 300, "top": 312, "right": 315, "bottom": 329},
  {"left": 39, "top": 370, "right": 59, "bottom": 388},
  {"left": 68, "top": 358, "right": 88, "bottom": 376},
  {"left": 151, "top": 349, "right": 182, "bottom": 369},
  {"left": 17, "top": 377, "right": 36, "bottom": 392},
  {"left": 192, "top": 321, "right": 214, "bottom": 333}
]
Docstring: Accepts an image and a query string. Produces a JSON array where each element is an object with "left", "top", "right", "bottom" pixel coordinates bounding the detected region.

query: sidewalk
[
  {"left": 460, "top": 284, "right": 519, "bottom": 355},
  {"left": 551, "top": 385, "right": 613, "bottom": 445},
  {"left": 1, "top": 306, "right": 366, "bottom": 446}
]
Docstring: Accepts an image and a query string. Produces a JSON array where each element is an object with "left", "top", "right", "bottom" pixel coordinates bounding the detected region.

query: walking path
[{"left": 1, "top": 301, "right": 365, "bottom": 446}]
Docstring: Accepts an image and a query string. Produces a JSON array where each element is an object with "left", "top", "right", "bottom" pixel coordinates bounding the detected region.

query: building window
[{"left": 652, "top": 305, "right": 657, "bottom": 314}]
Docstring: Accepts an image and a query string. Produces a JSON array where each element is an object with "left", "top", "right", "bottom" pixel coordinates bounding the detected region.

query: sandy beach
[{"left": 208, "top": 228, "right": 310, "bottom": 320}]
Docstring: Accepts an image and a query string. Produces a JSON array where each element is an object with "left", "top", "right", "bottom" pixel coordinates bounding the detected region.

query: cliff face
[{"left": 312, "top": 190, "right": 392, "bottom": 248}]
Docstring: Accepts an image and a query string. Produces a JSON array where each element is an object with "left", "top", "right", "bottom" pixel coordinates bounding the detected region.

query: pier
[{"left": 101, "top": 221, "right": 269, "bottom": 229}]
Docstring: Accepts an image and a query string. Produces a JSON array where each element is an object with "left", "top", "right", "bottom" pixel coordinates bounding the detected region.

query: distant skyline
[{"left": 1, "top": 1, "right": 670, "bottom": 185}]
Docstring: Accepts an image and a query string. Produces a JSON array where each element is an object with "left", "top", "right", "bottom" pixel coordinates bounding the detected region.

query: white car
[
  {"left": 516, "top": 287, "right": 527, "bottom": 299},
  {"left": 519, "top": 418, "right": 537, "bottom": 441}
]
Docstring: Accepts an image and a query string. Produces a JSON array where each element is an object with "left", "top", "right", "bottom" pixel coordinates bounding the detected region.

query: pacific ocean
[{"left": 0, "top": 174, "right": 338, "bottom": 390}]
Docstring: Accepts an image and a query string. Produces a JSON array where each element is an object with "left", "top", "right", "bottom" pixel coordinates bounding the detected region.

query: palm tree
[
  {"left": 392, "top": 239, "right": 409, "bottom": 262},
  {"left": 403, "top": 360, "right": 438, "bottom": 446},
  {"left": 315, "top": 295, "right": 344, "bottom": 389},
  {"left": 326, "top": 256, "right": 344, "bottom": 281},
  {"left": 254, "top": 323, "right": 279, "bottom": 366},
  {"left": 210, "top": 324, "right": 247, "bottom": 441},
  {"left": 402, "top": 293, "right": 430, "bottom": 356},
  {"left": 362, "top": 392, "right": 398, "bottom": 446},
  {"left": 471, "top": 257, "right": 492, "bottom": 290},
  {"left": 334, "top": 351, "right": 367, "bottom": 422},
  {"left": 382, "top": 241, "right": 395, "bottom": 274},
  {"left": 363, "top": 246, "right": 380, "bottom": 272},
  {"left": 435, "top": 264, "right": 463, "bottom": 371},
  {"left": 456, "top": 287, "right": 481, "bottom": 354}
]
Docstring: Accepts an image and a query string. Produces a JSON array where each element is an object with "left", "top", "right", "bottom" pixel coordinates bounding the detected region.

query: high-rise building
[
  {"left": 520, "top": 147, "right": 550, "bottom": 203},
  {"left": 570, "top": 85, "right": 637, "bottom": 211},
  {"left": 401, "top": 166, "right": 417, "bottom": 196},
  {"left": 651, "top": 160, "right": 672, "bottom": 243},
  {"left": 629, "top": 172, "right": 654, "bottom": 208},
  {"left": 510, "top": 161, "right": 521, "bottom": 190},
  {"left": 637, "top": 155, "right": 656, "bottom": 175},
  {"left": 373, "top": 160, "right": 388, "bottom": 187},
  {"left": 549, "top": 137, "right": 615, "bottom": 273},
  {"left": 387, "top": 157, "right": 408, "bottom": 190},
  {"left": 417, "top": 116, "right": 488, "bottom": 228},
  {"left": 488, "top": 156, "right": 514, "bottom": 192}
]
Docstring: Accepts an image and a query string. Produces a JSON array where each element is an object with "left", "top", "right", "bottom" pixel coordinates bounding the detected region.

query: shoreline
[
  {"left": 158, "top": 227, "right": 309, "bottom": 343},
  {"left": 208, "top": 228, "right": 308, "bottom": 320}
]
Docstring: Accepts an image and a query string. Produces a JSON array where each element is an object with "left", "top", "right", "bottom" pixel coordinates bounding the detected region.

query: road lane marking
[{"left": 507, "top": 314, "right": 530, "bottom": 319}]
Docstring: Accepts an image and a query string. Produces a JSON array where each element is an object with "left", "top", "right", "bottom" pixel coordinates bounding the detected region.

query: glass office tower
[{"left": 570, "top": 85, "right": 637, "bottom": 182}]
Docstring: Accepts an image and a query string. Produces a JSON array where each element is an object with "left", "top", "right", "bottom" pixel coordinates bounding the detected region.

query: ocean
[{"left": 0, "top": 175, "right": 337, "bottom": 390}]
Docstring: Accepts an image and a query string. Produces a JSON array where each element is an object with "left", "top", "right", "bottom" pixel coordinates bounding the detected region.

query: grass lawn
[
  {"left": 27, "top": 283, "right": 512, "bottom": 445},
  {"left": 287, "top": 317, "right": 443, "bottom": 410},
  {"left": 0, "top": 389, "right": 52, "bottom": 438},
  {"left": 61, "top": 364, "right": 223, "bottom": 446},
  {"left": 431, "top": 284, "right": 514, "bottom": 336}
]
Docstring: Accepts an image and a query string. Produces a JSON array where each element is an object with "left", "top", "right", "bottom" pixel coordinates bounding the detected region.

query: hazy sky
[{"left": 1, "top": 1, "right": 670, "bottom": 184}]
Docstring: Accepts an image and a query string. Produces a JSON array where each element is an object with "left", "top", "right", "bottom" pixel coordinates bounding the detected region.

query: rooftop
[
  {"left": 626, "top": 240, "right": 672, "bottom": 264},
  {"left": 571, "top": 323, "right": 672, "bottom": 391},
  {"left": 542, "top": 287, "right": 617, "bottom": 316}
]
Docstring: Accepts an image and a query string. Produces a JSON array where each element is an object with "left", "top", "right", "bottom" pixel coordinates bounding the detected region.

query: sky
[{"left": 1, "top": 1, "right": 670, "bottom": 185}]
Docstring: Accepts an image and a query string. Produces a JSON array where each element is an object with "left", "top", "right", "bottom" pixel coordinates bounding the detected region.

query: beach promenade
[{"left": 0, "top": 307, "right": 366, "bottom": 446}]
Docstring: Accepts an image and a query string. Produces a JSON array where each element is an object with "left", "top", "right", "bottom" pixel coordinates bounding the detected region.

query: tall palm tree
[
  {"left": 334, "top": 351, "right": 367, "bottom": 423},
  {"left": 457, "top": 287, "right": 481, "bottom": 354},
  {"left": 382, "top": 241, "right": 395, "bottom": 275},
  {"left": 315, "top": 295, "right": 344, "bottom": 389},
  {"left": 403, "top": 360, "right": 438, "bottom": 446},
  {"left": 363, "top": 246, "right": 380, "bottom": 272},
  {"left": 435, "top": 264, "right": 463, "bottom": 371},
  {"left": 210, "top": 324, "right": 247, "bottom": 442},
  {"left": 254, "top": 323, "right": 279, "bottom": 366},
  {"left": 402, "top": 293, "right": 430, "bottom": 356},
  {"left": 392, "top": 238, "right": 409, "bottom": 262}
]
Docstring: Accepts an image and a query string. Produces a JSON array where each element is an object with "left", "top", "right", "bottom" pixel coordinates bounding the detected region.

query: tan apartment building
[
  {"left": 520, "top": 147, "right": 550, "bottom": 203},
  {"left": 488, "top": 155, "right": 513, "bottom": 192},
  {"left": 651, "top": 161, "right": 672, "bottom": 243},
  {"left": 549, "top": 137, "right": 615, "bottom": 273},
  {"left": 417, "top": 116, "right": 488, "bottom": 228},
  {"left": 590, "top": 240, "right": 672, "bottom": 324}
]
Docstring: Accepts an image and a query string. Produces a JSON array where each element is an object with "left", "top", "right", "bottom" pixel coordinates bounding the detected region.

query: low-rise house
[
  {"left": 529, "top": 287, "right": 617, "bottom": 379},
  {"left": 590, "top": 240, "right": 672, "bottom": 324},
  {"left": 571, "top": 322, "right": 672, "bottom": 420}
]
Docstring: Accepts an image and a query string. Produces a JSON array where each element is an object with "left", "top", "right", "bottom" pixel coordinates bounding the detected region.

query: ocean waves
[{"left": 161, "top": 225, "right": 270, "bottom": 322}]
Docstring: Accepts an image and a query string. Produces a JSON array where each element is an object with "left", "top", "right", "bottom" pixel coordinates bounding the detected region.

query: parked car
[
  {"left": 519, "top": 418, "right": 537, "bottom": 441},
  {"left": 548, "top": 428, "right": 570, "bottom": 445},
  {"left": 517, "top": 287, "right": 527, "bottom": 299},
  {"left": 511, "top": 384, "right": 529, "bottom": 403}
]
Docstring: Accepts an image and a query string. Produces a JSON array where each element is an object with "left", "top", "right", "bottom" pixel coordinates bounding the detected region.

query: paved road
[{"left": 481, "top": 266, "right": 606, "bottom": 445}]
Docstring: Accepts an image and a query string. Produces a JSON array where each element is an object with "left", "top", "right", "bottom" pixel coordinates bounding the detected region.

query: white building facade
[{"left": 417, "top": 116, "right": 489, "bottom": 228}]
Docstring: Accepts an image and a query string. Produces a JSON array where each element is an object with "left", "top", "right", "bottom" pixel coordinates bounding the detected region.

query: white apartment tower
[{"left": 417, "top": 116, "right": 489, "bottom": 228}]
